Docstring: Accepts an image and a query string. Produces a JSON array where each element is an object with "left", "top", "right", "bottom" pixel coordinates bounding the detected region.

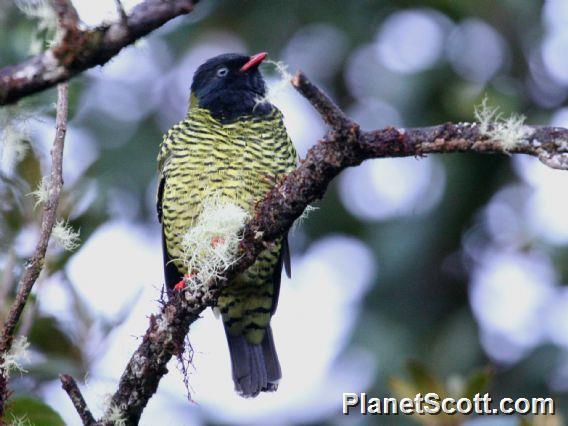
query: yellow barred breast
[{"left": 158, "top": 106, "right": 297, "bottom": 344}]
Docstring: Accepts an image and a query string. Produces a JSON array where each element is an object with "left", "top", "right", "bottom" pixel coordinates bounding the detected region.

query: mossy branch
[
  {"left": 59, "top": 374, "right": 96, "bottom": 426},
  {"left": 0, "top": 0, "right": 198, "bottom": 106}
]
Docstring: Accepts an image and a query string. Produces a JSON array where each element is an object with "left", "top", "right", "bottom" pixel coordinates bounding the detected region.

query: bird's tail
[{"left": 224, "top": 324, "right": 281, "bottom": 398}]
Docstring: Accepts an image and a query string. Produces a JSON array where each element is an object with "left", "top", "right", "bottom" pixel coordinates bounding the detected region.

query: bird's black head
[{"left": 190, "top": 52, "right": 272, "bottom": 123}]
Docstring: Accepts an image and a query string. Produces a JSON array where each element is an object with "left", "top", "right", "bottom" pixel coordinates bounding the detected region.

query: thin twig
[
  {"left": 114, "top": 0, "right": 129, "bottom": 27},
  {"left": 0, "top": 83, "right": 68, "bottom": 417},
  {"left": 291, "top": 72, "right": 355, "bottom": 132},
  {"left": 59, "top": 374, "right": 96, "bottom": 426}
]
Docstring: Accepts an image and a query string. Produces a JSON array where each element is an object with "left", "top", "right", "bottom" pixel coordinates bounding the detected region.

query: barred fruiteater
[{"left": 156, "top": 53, "right": 297, "bottom": 397}]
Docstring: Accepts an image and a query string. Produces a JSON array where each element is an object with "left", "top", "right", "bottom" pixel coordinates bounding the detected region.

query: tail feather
[
  {"left": 261, "top": 326, "right": 281, "bottom": 391},
  {"left": 224, "top": 324, "right": 281, "bottom": 397}
]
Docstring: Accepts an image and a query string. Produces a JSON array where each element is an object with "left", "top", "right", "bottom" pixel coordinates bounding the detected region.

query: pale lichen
[
  {"left": 474, "top": 97, "right": 501, "bottom": 135},
  {"left": 130, "top": 353, "right": 147, "bottom": 379},
  {"left": 474, "top": 97, "right": 534, "bottom": 151},
  {"left": 14, "top": 0, "right": 58, "bottom": 54},
  {"left": 0, "top": 118, "right": 29, "bottom": 176},
  {"left": 155, "top": 305, "right": 175, "bottom": 335},
  {"left": 42, "top": 50, "right": 66, "bottom": 82},
  {"left": 7, "top": 414, "right": 32, "bottom": 426},
  {"left": 100, "top": 393, "right": 127, "bottom": 426},
  {"left": 1, "top": 336, "right": 30, "bottom": 378},
  {"left": 52, "top": 219, "right": 81, "bottom": 251},
  {"left": 255, "top": 60, "right": 294, "bottom": 107},
  {"left": 105, "top": 403, "right": 127, "bottom": 426},
  {"left": 179, "top": 195, "right": 249, "bottom": 290},
  {"left": 293, "top": 204, "right": 318, "bottom": 231},
  {"left": 155, "top": 316, "right": 169, "bottom": 334},
  {"left": 28, "top": 176, "right": 50, "bottom": 209}
]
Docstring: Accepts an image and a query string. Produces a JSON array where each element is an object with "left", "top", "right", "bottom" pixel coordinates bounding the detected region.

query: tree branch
[
  {"left": 59, "top": 374, "right": 96, "bottom": 426},
  {"left": 96, "top": 73, "right": 568, "bottom": 425},
  {"left": 0, "top": 83, "right": 68, "bottom": 418},
  {"left": 114, "top": 0, "right": 129, "bottom": 28},
  {"left": 290, "top": 73, "right": 355, "bottom": 132},
  {"left": 0, "top": 0, "right": 198, "bottom": 106}
]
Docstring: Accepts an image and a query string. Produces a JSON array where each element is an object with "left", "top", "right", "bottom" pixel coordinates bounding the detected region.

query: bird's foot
[
  {"left": 174, "top": 274, "right": 192, "bottom": 292},
  {"left": 211, "top": 236, "right": 225, "bottom": 247}
]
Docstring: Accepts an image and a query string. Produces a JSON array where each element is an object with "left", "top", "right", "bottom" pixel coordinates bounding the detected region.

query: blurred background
[{"left": 1, "top": 0, "right": 568, "bottom": 424}]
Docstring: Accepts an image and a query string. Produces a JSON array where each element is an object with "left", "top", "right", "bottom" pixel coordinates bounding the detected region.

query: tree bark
[{"left": 0, "top": 0, "right": 198, "bottom": 106}]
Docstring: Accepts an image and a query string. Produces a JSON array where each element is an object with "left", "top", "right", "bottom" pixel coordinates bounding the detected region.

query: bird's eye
[{"left": 216, "top": 67, "right": 229, "bottom": 77}]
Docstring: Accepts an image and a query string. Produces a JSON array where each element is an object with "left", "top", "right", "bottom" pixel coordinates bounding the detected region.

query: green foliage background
[{"left": 1, "top": 0, "right": 567, "bottom": 424}]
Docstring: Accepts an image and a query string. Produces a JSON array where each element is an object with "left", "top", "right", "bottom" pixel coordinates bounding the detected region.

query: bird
[{"left": 156, "top": 52, "right": 297, "bottom": 397}]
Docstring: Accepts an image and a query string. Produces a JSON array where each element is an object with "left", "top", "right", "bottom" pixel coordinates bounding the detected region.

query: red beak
[{"left": 240, "top": 52, "right": 267, "bottom": 72}]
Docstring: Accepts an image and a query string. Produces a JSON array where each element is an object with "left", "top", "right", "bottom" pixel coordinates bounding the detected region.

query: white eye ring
[{"left": 216, "top": 67, "right": 228, "bottom": 77}]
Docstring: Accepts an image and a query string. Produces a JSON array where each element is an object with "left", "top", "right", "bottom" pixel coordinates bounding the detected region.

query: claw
[
  {"left": 174, "top": 273, "right": 191, "bottom": 291},
  {"left": 211, "top": 236, "right": 225, "bottom": 247}
]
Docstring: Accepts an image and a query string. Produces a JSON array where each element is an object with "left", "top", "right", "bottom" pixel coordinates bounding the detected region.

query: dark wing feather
[
  {"left": 270, "top": 234, "right": 291, "bottom": 315},
  {"left": 157, "top": 177, "right": 183, "bottom": 290},
  {"left": 282, "top": 235, "right": 291, "bottom": 279},
  {"left": 162, "top": 232, "right": 183, "bottom": 290},
  {"left": 156, "top": 177, "right": 165, "bottom": 224}
]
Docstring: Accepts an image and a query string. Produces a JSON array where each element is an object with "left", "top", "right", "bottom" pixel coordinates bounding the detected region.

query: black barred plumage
[{"left": 157, "top": 53, "right": 297, "bottom": 397}]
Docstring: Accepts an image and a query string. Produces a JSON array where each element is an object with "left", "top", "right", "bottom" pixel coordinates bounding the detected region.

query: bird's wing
[
  {"left": 156, "top": 129, "right": 173, "bottom": 223},
  {"left": 156, "top": 176, "right": 164, "bottom": 224},
  {"left": 282, "top": 234, "right": 291, "bottom": 278},
  {"left": 270, "top": 234, "right": 291, "bottom": 315},
  {"left": 161, "top": 228, "right": 183, "bottom": 289},
  {"left": 269, "top": 109, "right": 296, "bottom": 314},
  {"left": 156, "top": 129, "right": 183, "bottom": 289}
]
